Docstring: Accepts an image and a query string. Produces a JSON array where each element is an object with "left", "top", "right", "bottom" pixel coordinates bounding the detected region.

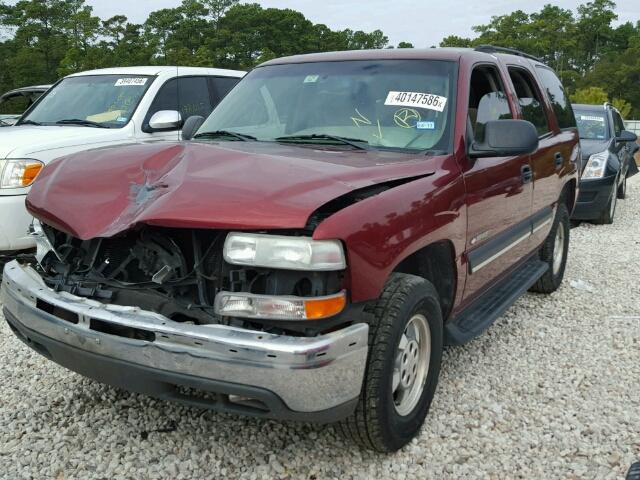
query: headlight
[
  {"left": 0, "top": 159, "right": 44, "bottom": 188},
  {"left": 581, "top": 151, "right": 608, "bottom": 179},
  {"left": 223, "top": 233, "right": 346, "bottom": 271}
]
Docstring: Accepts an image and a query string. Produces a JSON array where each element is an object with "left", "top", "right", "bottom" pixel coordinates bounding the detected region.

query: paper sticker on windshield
[
  {"left": 416, "top": 121, "right": 435, "bottom": 130},
  {"left": 304, "top": 75, "right": 319, "bottom": 83},
  {"left": 580, "top": 115, "right": 604, "bottom": 122},
  {"left": 115, "top": 78, "right": 148, "bottom": 87},
  {"left": 385, "top": 91, "right": 447, "bottom": 112}
]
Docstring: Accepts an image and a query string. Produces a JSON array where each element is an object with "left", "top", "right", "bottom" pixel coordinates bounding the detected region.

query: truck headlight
[
  {"left": 581, "top": 151, "right": 608, "bottom": 179},
  {"left": 223, "top": 233, "right": 346, "bottom": 271},
  {"left": 0, "top": 159, "right": 44, "bottom": 188}
]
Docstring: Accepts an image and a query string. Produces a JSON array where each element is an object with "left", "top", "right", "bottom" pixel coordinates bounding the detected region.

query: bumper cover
[
  {"left": 572, "top": 174, "right": 616, "bottom": 220},
  {"left": 1, "top": 261, "right": 368, "bottom": 420}
]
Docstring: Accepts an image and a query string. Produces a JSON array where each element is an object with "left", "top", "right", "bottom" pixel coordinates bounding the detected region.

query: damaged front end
[{"left": 30, "top": 220, "right": 357, "bottom": 336}]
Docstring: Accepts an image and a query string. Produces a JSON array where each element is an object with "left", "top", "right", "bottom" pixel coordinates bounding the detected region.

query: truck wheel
[
  {"left": 617, "top": 174, "right": 627, "bottom": 200},
  {"left": 595, "top": 185, "right": 617, "bottom": 225},
  {"left": 530, "top": 203, "right": 569, "bottom": 294},
  {"left": 339, "top": 273, "right": 443, "bottom": 452}
]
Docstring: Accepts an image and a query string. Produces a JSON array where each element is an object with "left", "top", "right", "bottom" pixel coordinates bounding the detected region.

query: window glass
[
  {"left": 0, "top": 94, "right": 30, "bottom": 114},
  {"left": 198, "top": 60, "right": 457, "bottom": 154},
  {"left": 20, "top": 75, "right": 152, "bottom": 128},
  {"left": 468, "top": 65, "right": 512, "bottom": 142},
  {"left": 508, "top": 68, "right": 550, "bottom": 136},
  {"left": 612, "top": 110, "right": 625, "bottom": 137},
  {"left": 574, "top": 110, "right": 608, "bottom": 140},
  {"left": 210, "top": 76, "right": 240, "bottom": 104},
  {"left": 147, "top": 77, "right": 213, "bottom": 126},
  {"left": 536, "top": 67, "right": 576, "bottom": 129}
]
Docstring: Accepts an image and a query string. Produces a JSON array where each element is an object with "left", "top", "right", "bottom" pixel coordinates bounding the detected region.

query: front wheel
[
  {"left": 530, "top": 202, "right": 570, "bottom": 294},
  {"left": 617, "top": 174, "right": 627, "bottom": 200},
  {"left": 339, "top": 273, "right": 443, "bottom": 452},
  {"left": 595, "top": 184, "right": 617, "bottom": 224}
]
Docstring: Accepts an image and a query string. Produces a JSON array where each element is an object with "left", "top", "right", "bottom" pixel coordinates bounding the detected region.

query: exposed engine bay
[{"left": 35, "top": 223, "right": 345, "bottom": 335}]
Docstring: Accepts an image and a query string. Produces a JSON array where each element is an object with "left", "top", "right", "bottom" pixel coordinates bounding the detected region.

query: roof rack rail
[{"left": 474, "top": 45, "right": 543, "bottom": 63}]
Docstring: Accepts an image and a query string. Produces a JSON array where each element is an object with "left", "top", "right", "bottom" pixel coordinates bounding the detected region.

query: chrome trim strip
[
  {"left": 1, "top": 261, "right": 368, "bottom": 413},
  {"left": 532, "top": 217, "right": 553, "bottom": 234},
  {"left": 470, "top": 232, "right": 531, "bottom": 274}
]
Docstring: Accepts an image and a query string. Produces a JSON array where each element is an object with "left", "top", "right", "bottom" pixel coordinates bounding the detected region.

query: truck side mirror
[
  {"left": 469, "top": 119, "right": 539, "bottom": 158},
  {"left": 615, "top": 130, "right": 637, "bottom": 144},
  {"left": 148, "top": 110, "right": 182, "bottom": 131},
  {"left": 182, "top": 116, "right": 205, "bottom": 141}
]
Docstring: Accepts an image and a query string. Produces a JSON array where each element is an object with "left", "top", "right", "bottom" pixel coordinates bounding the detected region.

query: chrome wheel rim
[
  {"left": 552, "top": 222, "right": 565, "bottom": 275},
  {"left": 392, "top": 314, "right": 431, "bottom": 416}
]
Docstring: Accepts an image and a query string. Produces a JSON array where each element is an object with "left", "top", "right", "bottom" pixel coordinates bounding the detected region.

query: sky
[{"left": 85, "top": 0, "right": 640, "bottom": 47}]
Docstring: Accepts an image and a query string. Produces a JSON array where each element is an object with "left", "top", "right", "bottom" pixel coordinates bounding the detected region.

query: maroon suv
[{"left": 2, "top": 46, "right": 579, "bottom": 452}]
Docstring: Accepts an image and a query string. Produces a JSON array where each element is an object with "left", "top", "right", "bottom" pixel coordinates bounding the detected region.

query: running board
[{"left": 445, "top": 258, "right": 548, "bottom": 345}]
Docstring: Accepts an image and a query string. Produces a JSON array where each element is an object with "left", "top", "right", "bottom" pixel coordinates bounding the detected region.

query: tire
[
  {"left": 627, "top": 462, "right": 640, "bottom": 480},
  {"left": 339, "top": 273, "right": 443, "bottom": 452},
  {"left": 530, "top": 202, "right": 570, "bottom": 294},
  {"left": 594, "top": 184, "right": 617, "bottom": 224},
  {"left": 617, "top": 174, "right": 627, "bottom": 200}
]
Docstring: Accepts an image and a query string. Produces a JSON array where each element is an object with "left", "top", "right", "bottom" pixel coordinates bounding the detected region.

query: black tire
[
  {"left": 339, "top": 273, "right": 443, "bottom": 452},
  {"left": 530, "top": 202, "right": 570, "bottom": 294},
  {"left": 627, "top": 462, "right": 640, "bottom": 480},
  {"left": 594, "top": 185, "right": 617, "bottom": 224},
  {"left": 617, "top": 174, "right": 627, "bottom": 200}
]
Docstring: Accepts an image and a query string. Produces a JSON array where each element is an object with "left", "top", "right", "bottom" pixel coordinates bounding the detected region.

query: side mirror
[
  {"left": 148, "top": 110, "right": 182, "bottom": 131},
  {"left": 182, "top": 115, "right": 206, "bottom": 141},
  {"left": 469, "top": 119, "right": 539, "bottom": 158},
  {"left": 615, "top": 130, "right": 637, "bottom": 144}
]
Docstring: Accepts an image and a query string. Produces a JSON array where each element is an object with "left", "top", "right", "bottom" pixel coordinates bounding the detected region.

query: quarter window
[
  {"left": 508, "top": 68, "right": 550, "bottom": 136},
  {"left": 535, "top": 66, "right": 576, "bottom": 130}
]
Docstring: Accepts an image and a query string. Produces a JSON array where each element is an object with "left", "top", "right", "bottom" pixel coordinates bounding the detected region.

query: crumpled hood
[
  {"left": 0, "top": 125, "right": 123, "bottom": 159},
  {"left": 27, "top": 141, "right": 436, "bottom": 239}
]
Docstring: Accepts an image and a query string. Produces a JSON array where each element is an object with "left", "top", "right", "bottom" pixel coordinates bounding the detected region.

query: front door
[{"left": 461, "top": 64, "right": 534, "bottom": 302}]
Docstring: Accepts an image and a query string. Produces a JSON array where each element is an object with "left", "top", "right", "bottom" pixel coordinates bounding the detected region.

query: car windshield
[
  {"left": 197, "top": 60, "right": 456, "bottom": 153},
  {"left": 19, "top": 75, "right": 153, "bottom": 128},
  {"left": 575, "top": 111, "right": 608, "bottom": 140}
]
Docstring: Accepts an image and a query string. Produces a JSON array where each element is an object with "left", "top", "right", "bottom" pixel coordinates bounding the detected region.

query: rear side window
[
  {"left": 535, "top": 66, "right": 576, "bottom": 130},
  {"left": 508, "top": 68, "right": 550, "bottom": 136},
  {"left": 468, "top": 65, "right": 513, "bottom": 142},
  {"left": 147, "top": 76, "right": 213, "bottom": 127},
  {"left": 209, "top": 76, "right": 240, "bottom": 104}
]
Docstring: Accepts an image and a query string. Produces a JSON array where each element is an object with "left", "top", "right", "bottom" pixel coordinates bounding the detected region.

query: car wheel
[
  {"left": 530, "top": 202, "right": 570, "bottom": 294},
  {"left": 617, "top": 174, "right": 627, "bottom": 200},
  {"left": 595, "top": 184, "right": 617, "bottom": 224},
  {"left": 627, "top": 462, "right": 640, "bottom": 480},
  {"left": 339, "top": 273, "right": 443, "bottom": 452}
]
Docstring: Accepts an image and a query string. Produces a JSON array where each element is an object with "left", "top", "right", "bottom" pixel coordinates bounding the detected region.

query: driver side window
[{"left": 468, "top": 65, "right": 513, "bottom": 143}]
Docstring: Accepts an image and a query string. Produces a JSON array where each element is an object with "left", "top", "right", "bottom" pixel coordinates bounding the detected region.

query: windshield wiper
[
  {"left": 56, "top": 119, "right": 108, "bottom": 129},
  {"left": 19, "top": 120, "right": 42, "bottom": 126},
  {"left": 194, "top": 130, "right": 257, "bottom": 141},
  {"left": 275, "top": 134, "right": 370, "bottom": 150}
]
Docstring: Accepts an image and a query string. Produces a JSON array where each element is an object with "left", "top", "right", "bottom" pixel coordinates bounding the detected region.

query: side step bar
[{"left": 445, "top": 257, "right": 548, "bottom": 345}]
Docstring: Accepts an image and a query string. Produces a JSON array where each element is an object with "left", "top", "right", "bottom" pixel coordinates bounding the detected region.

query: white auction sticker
[
  {"left": 385, "top": 91, "right": 447, "bottom": 112},
  {"left": 580, "top": 115, "right": 604, "bottom": 122},
  {"left": 115, "top": 78, "right": 148, "bottom": 87}
]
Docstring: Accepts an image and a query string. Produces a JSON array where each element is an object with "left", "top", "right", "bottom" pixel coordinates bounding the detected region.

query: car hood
[
  {"left": 580, "top": 138, "right": 610, "bottom": 159},
  {"left": 27, "top": 141, "right": 437, "bottom": 239},
  {"left": 0, "top": 125, "right": 126, "bottom": 159}
]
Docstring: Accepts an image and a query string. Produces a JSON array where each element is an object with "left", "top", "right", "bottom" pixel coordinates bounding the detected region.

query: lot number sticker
[
  {"left": 385, "top": 91, "right": 447, "bottom": 112},
  {"left": 115, "top": 78, "right": 148, "bottom": 87}
]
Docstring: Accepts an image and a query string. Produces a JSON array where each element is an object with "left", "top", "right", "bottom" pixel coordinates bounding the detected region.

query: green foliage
[{"left": 572, "top": 86, "right": 609, "bottom": 104}]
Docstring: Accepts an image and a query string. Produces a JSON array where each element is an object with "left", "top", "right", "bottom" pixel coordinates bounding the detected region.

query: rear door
[{"left": 462, "top": 63, "right": 534, "bottom": 301}]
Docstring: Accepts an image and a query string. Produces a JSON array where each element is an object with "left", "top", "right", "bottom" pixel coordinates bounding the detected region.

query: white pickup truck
[{"left": 0, "top": 66, "right": 245, "bottom": 252}]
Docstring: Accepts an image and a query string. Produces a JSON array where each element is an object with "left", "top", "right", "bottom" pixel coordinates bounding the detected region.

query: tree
[{"left": 397, "top": 41, "right": 413, "bottom": 48}]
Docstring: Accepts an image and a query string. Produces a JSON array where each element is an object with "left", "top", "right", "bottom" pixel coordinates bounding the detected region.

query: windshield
[
  {"left": 20, "top": 75, "right": 153, "bottom": 128},
  {"left": 575, "top": 111, "right": 608, "bottom": 140},
  {"left": 197, "top": 60, "right": 456, "bottom": 153}
]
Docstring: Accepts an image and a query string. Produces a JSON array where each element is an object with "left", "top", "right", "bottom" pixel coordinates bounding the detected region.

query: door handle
[
  {"left": 521, "top": 165, "right": 533, "bottom": 184},
  {"left": 554, "top": 152, "right": 564, "bottom": 170}
]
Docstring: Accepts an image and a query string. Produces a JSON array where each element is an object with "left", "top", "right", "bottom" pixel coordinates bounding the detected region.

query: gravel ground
[{"left": 1, "top": 178, "right": 639, "bottom": 480}]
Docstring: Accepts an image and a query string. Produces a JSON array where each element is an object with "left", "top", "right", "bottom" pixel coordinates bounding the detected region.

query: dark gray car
[{"left": 572, "top": 103, "right": 639, "bottom": 224}]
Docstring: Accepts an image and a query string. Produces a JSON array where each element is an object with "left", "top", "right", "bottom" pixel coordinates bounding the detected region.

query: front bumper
[
  {"left": 572, "top": 174, "right": 616, "bottom": 220},
  {"left": 1, "top": 261, "right": 369, "bottom": 421},
  {"left": 0, "top": 194, "right": 34, "bottom": 252}
]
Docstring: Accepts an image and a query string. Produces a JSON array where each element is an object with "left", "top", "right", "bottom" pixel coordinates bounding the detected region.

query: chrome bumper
[{"left": 1, "top": 261, "right": 368, "bottom": 414}]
